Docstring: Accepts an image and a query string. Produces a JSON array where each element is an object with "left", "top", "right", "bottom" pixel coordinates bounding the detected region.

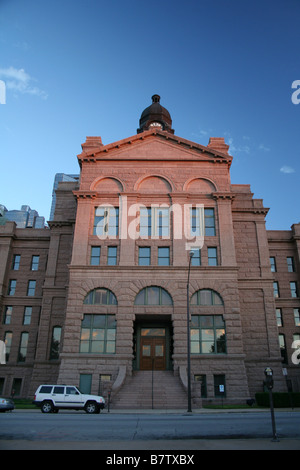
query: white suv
[{"left": 33, "top": 385, "right": 105, "bottom": 414}]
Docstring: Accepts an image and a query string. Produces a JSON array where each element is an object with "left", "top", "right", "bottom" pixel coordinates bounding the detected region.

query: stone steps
[{"left": 111, "top": 370, "right": 188, "bottom": 409}]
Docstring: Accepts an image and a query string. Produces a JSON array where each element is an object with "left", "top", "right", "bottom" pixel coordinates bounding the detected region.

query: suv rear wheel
[
  {"left": 41, "top": 400, "right": 54, "bottom": 413},
  {"left": 84, "top": 401, "right": 99, "bottom": 414}
]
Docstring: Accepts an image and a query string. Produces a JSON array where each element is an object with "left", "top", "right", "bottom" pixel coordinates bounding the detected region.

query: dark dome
[{"left": 137, "top": 95, "right": 174, "bottom": 134}]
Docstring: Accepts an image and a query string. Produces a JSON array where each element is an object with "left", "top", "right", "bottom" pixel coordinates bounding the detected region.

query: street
[{"left": 0, "top": 410, "right": 300, "bottom": 450}]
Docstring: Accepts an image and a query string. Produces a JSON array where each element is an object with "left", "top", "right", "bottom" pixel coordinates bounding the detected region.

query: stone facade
[{"left": 0, "top": 96, "right": 299, "bottom": 405}]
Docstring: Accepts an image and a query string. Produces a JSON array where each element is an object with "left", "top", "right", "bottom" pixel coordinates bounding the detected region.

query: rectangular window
[
  {"left": 190, "top": 207, "right": 215, "bottom": 237},
  {"left": 273, "top": 281, "right": 280, "bottom": 298},
  {"left": 93, "top": 207, "right": 119, "bottom": 237},
  {"left": 8, "top": 280, "right": 16, "bottom": 296},
  {"left": 31, "top": 255, "right": 40, "bottom": 271},
  {"left": 27, "top": 280, "right": 36, "bottom": 296},
  {"left": 290, "top": 282, "right": 298, "bottom": 298},
  {"left": 204, "top": 208, "right": 216, "bottom": 236},
  {"left": 191, "top": 248, "right": 201, "bottom": 266},
  {"left": 80, "top": 314, "right": 116, "bottom": 354},
  {"left": 190, "top": 207, "right": 202, "bottom": 236},
  {"left": 294, "top": 308, "right": 300, "bottom": 326},
  {"left": 208, "top": 247, "right": 218, "bottom": 266},
  {"left": 191, "top": 315, "right": 226, "bottom": 354},
  {"left": 139, "top": 247, "right": 151, "bottom": 266},
  {"left": 22, "top": 306, "right": 32, "bottom": 325},
  {"left": 3, "top": 306, "right": 13, "bottom": 325},
  {"left": 270, "top": 257, "right": 276, "bottom": 272},
  {"left": 279, "top": 334, "right": 287, "bottom": 364},
  {"left": 49, "top": 326, "right": 62, "bottom": 360},
  {"left": 4, "top": 332, "right": 12, "bottom": 362},
  {"left": 276, "top": 308, "right": 283, "bottom": 327},
  {"left": 214, "top": 375, "right": 226, "bottom": 397},
  {"left": 12, "top": 255, "right": 21, "bottom": 270},
  {"left": 90, "top": 246, "right": 101, "bottom": 265},
  {"left": 107, "top": 246, "right": 117, "bottom": 265},
  {"left": 158, "top": 247, "right": 170, "bottom": 266},
  {"left": 287, "top": 257, "right": 295, "bottom": 272},
  {"left": 140, "top": 207, "right": 170, "bottom": 237},
  {"left": 18, "top": 332, "right": 29, "bottom": 362}
]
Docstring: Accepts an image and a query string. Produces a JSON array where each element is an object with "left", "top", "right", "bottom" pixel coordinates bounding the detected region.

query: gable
[{"left": 77, "top": 130, "right": 232, "bottom": 166}]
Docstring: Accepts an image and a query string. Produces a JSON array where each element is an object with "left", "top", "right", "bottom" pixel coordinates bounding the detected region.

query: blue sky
[{"left": 0, "top": 0, "right": 299, "bottom": 229}]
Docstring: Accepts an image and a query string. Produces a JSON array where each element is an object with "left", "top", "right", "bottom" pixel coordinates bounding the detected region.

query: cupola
[{"left": 137, "top": 95, "right": 174, "bottom": 134}]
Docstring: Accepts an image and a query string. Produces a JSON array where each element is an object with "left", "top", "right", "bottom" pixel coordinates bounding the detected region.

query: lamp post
[{"left": 187, "top": 250, "right": 194, "bottom": 413}]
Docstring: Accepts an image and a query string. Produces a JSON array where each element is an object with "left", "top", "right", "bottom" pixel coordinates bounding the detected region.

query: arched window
[
  {"left": 190, "top": 289, "right": 223, "bottom": 306},
  {"left": 83, "top": 288, "right": 117, "bottom": 305},
  {"left": 134, "top": 286, "right": 173, "bottom": 306}
]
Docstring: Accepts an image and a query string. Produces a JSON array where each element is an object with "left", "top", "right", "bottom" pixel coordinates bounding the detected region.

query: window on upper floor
[
  {"left": 273, "top": 281, "right": 280, "bottom": 298},
  {"left": 134, "top": 286, "right": 173, "bottom": 306},
  {"left": 12, "top": 255, "right": 21, "bottom": 270},
  {"left": 27, "top": 280, "right": 36, "bottom": 296},
  {"left": 83, "top": 288, "right": 117, "bottom": 305},
  {"left": 294, "top": 308, "right": 300, "bottom": 326},
  {"left": 208, "top": 247, "right": 218, "bottom": 266},
  {"left": 93, "top": 207, "right": 119, "bottom": 237},
  {"left": 31, "top": 255, "right": 40, "bottom": 271},
  {"left": 270, "top": 257, "right": 276, "bottom": 272},
  {"left": 190, "top": 289, "right": 224, "bottom": 306},
  {"left": 138, "top": 247, "right": 151, "bottom": 266},
  {"left": 7, "top": 280, "right": 16, "bottom": 296},
  {"left": 290, "top": 282, "right": 298, "bottom": 298},
  {"left": 276, "top": 308, "right": 283, "bottom": 327},
  {"left": 191, "top": 248, "right": 201, "bottom": 266},
  {"left": 190, "top": 207, "right": 216, "bottom": 237},
  {"left": 158, "top": 247, "right": 170, "bottom": 266},
  {"left": 3, "top": 306, "right": 13, "bottom": 325},
  {"left": 287, "top": 257, "right": 295, "bottom": 273},
  {"left": 140, "top": 207, "right": 170, "bottom": 237},
  {"left": 90, "top": 246, "right": 101, "bottom": 265},
  {"left": 23, "top": 306, "right": 32, "bottom": 325},
  {"left": 107, "top": 246, "right": 118, "bottom": 265}
]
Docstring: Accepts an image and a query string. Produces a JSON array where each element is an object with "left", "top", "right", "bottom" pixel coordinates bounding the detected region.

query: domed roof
[{"left": 137, "top": 95, "right": 174, "bottom": 134}]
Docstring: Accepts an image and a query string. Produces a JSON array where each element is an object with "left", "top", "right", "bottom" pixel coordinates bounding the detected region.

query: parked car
[
  {"left": 33, "top": 385, "right": 105, "bottom": 414},
  {"left": 0, "top": 397, "right": 14, "bottom": 412}
]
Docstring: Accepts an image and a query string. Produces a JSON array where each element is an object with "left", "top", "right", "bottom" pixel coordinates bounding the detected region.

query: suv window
[
  {"left": 53, "top": 386, "right": 65, "bottom": 394},
  {"left": 39, "top": 386, "right": 53, "bottom": 393},
  {"left": 66, "top": 387, "right": 79, "bottom": 395}
]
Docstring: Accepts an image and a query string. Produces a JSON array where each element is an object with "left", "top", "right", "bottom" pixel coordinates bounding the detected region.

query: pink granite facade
[{"left": 0, "top": 96, "right": 299, "bottom": 405}]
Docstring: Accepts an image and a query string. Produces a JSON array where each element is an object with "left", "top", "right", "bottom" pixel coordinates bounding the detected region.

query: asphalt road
[{"left": 1, "top": 410, "right": 300, "bottom": 450}]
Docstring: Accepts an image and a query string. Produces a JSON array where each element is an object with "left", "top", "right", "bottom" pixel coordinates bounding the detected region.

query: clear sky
[{"left": 0, "top": 0, "right": 299, "bottom": 230}]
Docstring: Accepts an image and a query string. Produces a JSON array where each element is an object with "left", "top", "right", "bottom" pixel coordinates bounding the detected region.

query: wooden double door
[{"left": 140, "top": 336, "right": 166, "bottom": 371}]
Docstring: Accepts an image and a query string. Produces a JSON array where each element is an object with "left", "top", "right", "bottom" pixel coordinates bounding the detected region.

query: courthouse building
[{"left": 0, "top": 95, "right": 299, "bottom": 407}]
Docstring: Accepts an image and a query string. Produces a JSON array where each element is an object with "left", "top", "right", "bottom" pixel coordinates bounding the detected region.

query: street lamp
[{"left": 187, "top": 250, "right": 194, "bottom": 413}]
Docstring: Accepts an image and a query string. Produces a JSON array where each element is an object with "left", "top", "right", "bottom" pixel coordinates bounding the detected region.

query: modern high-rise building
[
  {"left": 0, "top": 95, "right": 299, "bottom": 407},
  {"left": 0, "top": 205, "right": 46, "bottom": 229}
]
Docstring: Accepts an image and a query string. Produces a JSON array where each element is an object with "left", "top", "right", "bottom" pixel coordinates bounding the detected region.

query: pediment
[{"left": 78, "top": 130, "right": 232, "bottom": 166}]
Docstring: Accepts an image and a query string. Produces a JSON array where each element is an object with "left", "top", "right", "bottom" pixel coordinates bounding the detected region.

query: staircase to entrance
[{"left": 111, "top": 370, "right": 187, "bottom": 409}]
